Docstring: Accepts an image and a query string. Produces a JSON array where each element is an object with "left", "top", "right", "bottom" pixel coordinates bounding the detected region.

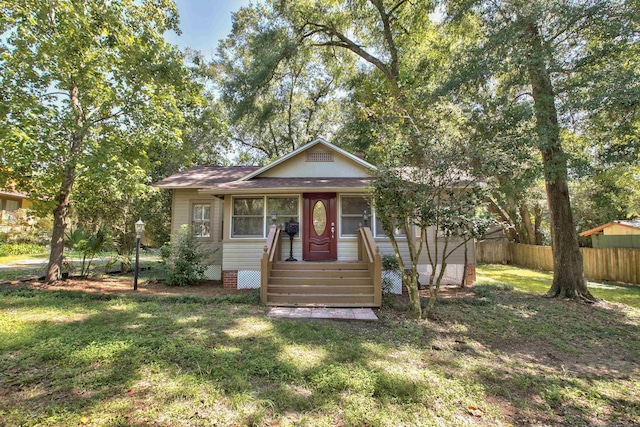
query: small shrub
[
  {"left": 159, "top": 243, "right": 171, "bottom": 262},
  {"left": 166, "top": 225, "right": 206, "bottom": 286},
  {"left": 381, "top": 254, "right": 400, "bottom": 271},
  {"left": 0, "top": 243, "right": 47, "bottom": 257}
]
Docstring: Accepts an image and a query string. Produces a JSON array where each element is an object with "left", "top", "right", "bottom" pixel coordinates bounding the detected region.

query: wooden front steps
[{"left": 266, "top": 261, "right": 377, "bottom": 307}]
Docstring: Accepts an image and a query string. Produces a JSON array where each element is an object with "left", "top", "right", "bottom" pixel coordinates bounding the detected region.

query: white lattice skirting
[
  {"left": 382, "top": 270, "right": 403, "bottom": 294},
  {"left": 238, "top": 270, "right": 261, "bottom": 289},
  {"left": 203, "top": 264, "right": 222, "bottom": 280}
]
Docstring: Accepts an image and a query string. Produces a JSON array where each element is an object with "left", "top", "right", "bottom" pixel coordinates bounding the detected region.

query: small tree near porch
[{"left": 372, "top": 142, "right": 492, "bottom": 320}]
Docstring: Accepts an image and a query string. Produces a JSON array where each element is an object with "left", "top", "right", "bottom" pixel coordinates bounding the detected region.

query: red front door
[{"left": 303, "top": 193, "right": 337, "bottom": 261}]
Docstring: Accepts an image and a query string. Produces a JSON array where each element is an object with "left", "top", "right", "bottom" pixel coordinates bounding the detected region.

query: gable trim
[{"left": 239, "top": 137, "right": 376, "bottom": 181}]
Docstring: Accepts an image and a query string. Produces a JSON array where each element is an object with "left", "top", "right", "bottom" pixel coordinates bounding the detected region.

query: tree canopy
[{"left": 0, "top": 0, "right": 202, "bottom": 281}]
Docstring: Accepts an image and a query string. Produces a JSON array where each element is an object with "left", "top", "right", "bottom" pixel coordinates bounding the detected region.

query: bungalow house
[{"left": 155, "top": 138, "right": 476, "bottom": 307}]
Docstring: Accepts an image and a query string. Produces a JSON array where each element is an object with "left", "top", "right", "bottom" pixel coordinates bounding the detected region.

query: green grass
[
  {"left": 1, "top": 283, "right": 639, "bottom": 426},
  {"left": 0, "top": 252, "right": 49, "bottom": 265},
  {"left": 478, "top": 263, "right": 640, "bottom": 308}
]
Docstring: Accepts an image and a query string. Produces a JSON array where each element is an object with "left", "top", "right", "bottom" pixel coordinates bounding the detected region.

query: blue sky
[{"left": 164, "top": 0, "right": 253, "bottom": 56}]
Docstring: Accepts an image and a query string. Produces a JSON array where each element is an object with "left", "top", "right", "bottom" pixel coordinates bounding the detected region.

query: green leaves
[{"left": 0, "top": 0, "right": 202, "bottom": 279}]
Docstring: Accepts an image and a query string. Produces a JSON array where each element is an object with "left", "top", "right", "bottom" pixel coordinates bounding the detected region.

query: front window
[
  {"left": 192, "top": 204, "right": 211, "bottom": 238},
  {"left": 341, "top": 196, "right": 370, "bottom": 236},
  {"left": 341, "top": 195, "right": 406, "bottom": 237},
  {"left": 232, "top": 197, "right": 264, "bottom": 237},
  {"left": 232, "top": 196, "right": 299, "bottom": 238},
  {"left": 267, "top": 197, "right": 299, "bottom": 232}
]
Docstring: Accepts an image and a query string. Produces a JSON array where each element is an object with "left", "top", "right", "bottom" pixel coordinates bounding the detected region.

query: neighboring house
[
  {"left": 155, "top": 138, "right": 476, "bottom": 307},
  {"left": 580, "top": 220, "right": 640, "bottom": 249},
  {"left": 0, "top": 189, "right": 31, "bottom": 222}
]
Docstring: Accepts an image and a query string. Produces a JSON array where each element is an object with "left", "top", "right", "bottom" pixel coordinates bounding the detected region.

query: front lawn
[
  {"left": 478, "top": 263, "right": 640, "bottom": 308},
  {"left": 1, "top": 282, "right": 638, "bottom": 426}
]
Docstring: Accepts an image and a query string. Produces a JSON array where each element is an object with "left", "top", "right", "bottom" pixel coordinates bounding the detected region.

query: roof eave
[{"left": 198, "top": 186, "right": 371, "bottom": 195}]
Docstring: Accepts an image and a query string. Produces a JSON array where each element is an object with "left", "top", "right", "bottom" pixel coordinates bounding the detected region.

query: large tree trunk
[
  {"left": 46, "top": 163, "right": 75, "bottom": 283},
  {"left": 46, "top": 85, "right": 83, "bottom": 283},
  {"left": 524, "top": 22, "right": 595, "bottom": 301}
]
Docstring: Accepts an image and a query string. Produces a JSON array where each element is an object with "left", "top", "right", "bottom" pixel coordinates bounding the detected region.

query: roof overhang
[
  {"left": 199, "top": 187, "right": 370, "bottom": 195},
  {"left": 580, "top": 221, "right": 640, "bottom": 237},
  {"left": 0, "top": 190, "right": 28, "bottom": 199}
]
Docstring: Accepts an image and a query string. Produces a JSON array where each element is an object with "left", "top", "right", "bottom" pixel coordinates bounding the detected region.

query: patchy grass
[
  {"left": 478, "top": 263, "right": 640, "bottom": 308},
  {"left": 1, "top": 284, "right": 639, "bottom": 426},
  {"left": 0, "top": 259, "right": 163, "bottom": 283},
  {"left": 0, "top": 252, "right": 49, "bottom": 265}
]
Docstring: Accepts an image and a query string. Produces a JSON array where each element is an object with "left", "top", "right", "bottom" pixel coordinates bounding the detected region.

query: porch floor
[{"left": 267, "top": 307, "right": 378, "bottom": 321}]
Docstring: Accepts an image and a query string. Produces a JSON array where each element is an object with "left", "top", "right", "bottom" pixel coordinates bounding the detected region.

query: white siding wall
[
  {"left": 417, "top": 227, "right": 475, "bottom": 265},
  {"left": 337, "top": 240, "right": 358, "bottom": 261},
  {"left": 172, "top": 189, "right": 223, "bottom": 263},
  {"left": 222, "top": 242, "right": 264, "bottom": 271},
  {"left": 279, "top": 238, "right": 302, "bottom": 261}
]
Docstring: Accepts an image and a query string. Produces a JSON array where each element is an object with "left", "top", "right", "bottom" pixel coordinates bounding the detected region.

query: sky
[{"left": 164, "top": 0, "right": 253, "bottom": 56}]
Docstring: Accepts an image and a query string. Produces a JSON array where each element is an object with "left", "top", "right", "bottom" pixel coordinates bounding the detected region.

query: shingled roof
[{"left": 154, "top": 166, "right": 260, "bottom": 188}]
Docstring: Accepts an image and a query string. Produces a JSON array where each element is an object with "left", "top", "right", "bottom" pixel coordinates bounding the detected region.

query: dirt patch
[
  {"left": 7, "top": 279, "right": 475, "bottom": 300},
  {"left": 390, "top": 284, "right": 477, "bottom": 304},
  {"left": 8, "top": 277, "right": 254, "bottom": 298},
  {"left": 420, "top": 284, "right": 476, "bottom": 299}
]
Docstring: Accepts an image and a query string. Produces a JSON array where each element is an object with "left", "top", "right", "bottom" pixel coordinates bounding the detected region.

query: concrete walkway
[{"left": 268, "top": 307, "right": 378, "bottom": 321}]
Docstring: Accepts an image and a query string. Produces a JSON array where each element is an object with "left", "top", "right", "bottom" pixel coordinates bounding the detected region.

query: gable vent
[{"left": 306, "top": 151, "right": 334, "bottom": 162}]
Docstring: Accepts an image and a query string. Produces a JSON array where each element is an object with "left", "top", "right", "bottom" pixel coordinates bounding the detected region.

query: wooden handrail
[
  {"left": 261, "top": 225, "right": 281, "bottom": 303},
  {"left": 268, "top": 227, "right": 281, "bottom": 262},
  {"left": 358, "top": 226, "right": 382, "bottom": 306}
]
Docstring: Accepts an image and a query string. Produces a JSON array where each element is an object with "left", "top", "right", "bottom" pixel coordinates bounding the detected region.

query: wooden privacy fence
[{"left": 476, "top": 241, "right": 640, "bottom": 285}]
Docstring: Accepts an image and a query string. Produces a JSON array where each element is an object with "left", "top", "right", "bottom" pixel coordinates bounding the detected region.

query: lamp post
[
  {"left": 363, "top": 209, "right": 370, "bottom": 228},
  {"left": 271, "top": 210, "right": 278, "bottom": 226},
  {"left": 134, "top": 219, "right": 145, "bottom": 291}
]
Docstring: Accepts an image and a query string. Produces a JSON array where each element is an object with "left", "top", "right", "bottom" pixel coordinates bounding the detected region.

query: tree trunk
[
  {"left": 533, "top": 203, "right": 543, "bottom": 245},
  {"left": 46, "top": 85, "right": 83, "bottom": 283},
  {"left": 524, "top": 21, "right": 595, "bottom": 301},
  {"left": 45, "top": 163, "right": 75, "bottom": 283},
  {"left": 487, "top": 198, "right": 518, "bottom": 241},
  {"left": 519, "top": 202, "right": 537, "bottom": 245}
]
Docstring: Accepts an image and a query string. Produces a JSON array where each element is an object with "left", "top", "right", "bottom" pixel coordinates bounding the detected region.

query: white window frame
[
  {"left": 267, "top": 195, "right": 300, "bottom": 239},
  {"left": 230, "top": 196, "right": 265, "bottom": 238},
  {"left": 339, "top": 194, "right": 407, "bottom": 239},
  {"left": 339, "top": 194, "right": 370, "bottom": 238},
  {"left": 191, "top": 202, "right": 212, "bottom": 239},
  {"left": 230, "top": 195, "right": 301, "bottom": 239}
]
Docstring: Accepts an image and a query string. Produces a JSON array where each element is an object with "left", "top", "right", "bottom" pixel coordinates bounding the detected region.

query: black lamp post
[
  {"left": 271, "top": 210, "right": 278, "bottom": 225},
  {"left": 363, "top": 209, "right": 370, "bottom": 228},
  {"left": 285, "top": 218, "right": 299, "bottom": 261},
  {"left": 133, "top": 219, "right": 145, "bottom": 291}
]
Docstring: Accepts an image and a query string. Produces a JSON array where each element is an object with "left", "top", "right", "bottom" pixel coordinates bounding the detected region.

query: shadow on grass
[
  {"left": 1, "top": 287, "right": 439, "bottom": 425},
  {"left": 1, "top": 285, "right": 638, "bottom": 426},
  {"left": 421, "top": 285, "right": 640, "bottom": 425}
]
